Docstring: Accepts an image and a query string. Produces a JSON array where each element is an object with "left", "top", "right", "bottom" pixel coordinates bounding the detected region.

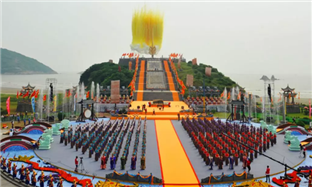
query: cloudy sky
[{"left": 2, "top": 1, "right": 311, "bottom": 76}]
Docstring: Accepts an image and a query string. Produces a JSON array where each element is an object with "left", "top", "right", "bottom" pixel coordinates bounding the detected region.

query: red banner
[
  {"left": 16, "top": 91, "right": 19, "bottom": 99},
  {"left": 23, "top": 91, "right": 29, "bottom": 98},
  {"left": 6, "top": 97, "right": 10, "bottom": 116},
  {"left": 35, "top": 90, "right": 39, "bottom": 98},
  {"left": 30, "top": 90, "right": 36, "bottom": 98},
  {"left": 43, "top": 95, "right": 47, "bottom": 101}
]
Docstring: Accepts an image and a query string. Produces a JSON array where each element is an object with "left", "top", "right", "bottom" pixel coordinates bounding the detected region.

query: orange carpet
[
  {"left": 155, "top": 120, "right": 200, "bottom": 186},
  {"left": 163, "top": 61, "right": 180, "bottom": 101},
  {"left": 136, "top": 60, "right": 145, "bottom": 101}
]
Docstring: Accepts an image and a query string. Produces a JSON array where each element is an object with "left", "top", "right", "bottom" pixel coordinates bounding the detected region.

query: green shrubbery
[{"left": 58, "top": 112, "right": 65, "bottom": 121}]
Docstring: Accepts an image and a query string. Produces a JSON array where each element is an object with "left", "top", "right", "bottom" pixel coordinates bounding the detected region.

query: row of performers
[
  {"left": 100, "top": 154, "right": 146, "bottom": 170},
  {"left": 191, "top": 131, "right": 277, "bottom": 168},
  {"left": 1, "top": 158, "right": 83, "bottom": 187}
]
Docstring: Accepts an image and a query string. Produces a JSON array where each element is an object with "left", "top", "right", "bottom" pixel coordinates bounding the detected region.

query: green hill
[
  {"left": 79, "top": 62, "right": 133, "bottom": 89},
  {"left": 175, "top": 61, "right": 239, "bottom": 89},
  {"left": 1, "top": 48, "right": 57, "bottom": 74},
  {"left": 79, "top": 60, "right": 240, "bottom": 92}
]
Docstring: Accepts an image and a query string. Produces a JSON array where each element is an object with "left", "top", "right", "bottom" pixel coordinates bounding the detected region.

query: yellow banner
[{"left": 53, "top": 95, "right": 57, "bottom": 112}]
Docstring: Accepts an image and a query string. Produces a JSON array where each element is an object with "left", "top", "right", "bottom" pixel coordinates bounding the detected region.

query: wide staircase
[{"left": 134, "top": 58, "right": 180, "bottom": 101}]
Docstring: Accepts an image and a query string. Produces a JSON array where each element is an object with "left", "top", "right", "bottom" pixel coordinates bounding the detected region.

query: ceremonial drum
[{"left": 84, "top": 109, "right": 91, "bottom": 118}]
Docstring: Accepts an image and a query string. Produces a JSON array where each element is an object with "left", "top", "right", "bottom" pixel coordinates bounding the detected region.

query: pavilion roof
[
  {"left": 22, "top": 83, "right": 35, "bottom": 90},
  {"left": 282, "top": 85, "right": 295, "bottom": 92}
]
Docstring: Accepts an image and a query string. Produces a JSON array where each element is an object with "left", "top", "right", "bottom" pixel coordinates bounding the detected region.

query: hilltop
[
  {"left": 1, "top": 48, "right": 57, "bottom": 75},
  {"left": 79, "top": 59, "right": 240, "bottom": 91}
]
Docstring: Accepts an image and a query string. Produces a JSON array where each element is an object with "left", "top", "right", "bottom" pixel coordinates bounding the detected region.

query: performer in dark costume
[
  {"left": 48, "top": 174, "right": 54, "bottom": 187},
  {"left": 71, "top": 179, "right": 77, "bottom": 187},
  {"left": 25, "top": 169, "right": 30, "bottom": 185},
  {"left": 39, "top": 171, "right": 45, "bottom": 187},
  {"left": 140, "top": 155, "right": 146, "bottom": 170},
  {"left": 229, "top": 155, "right": 234, "bottom": 170},
  {"left": 7, "top": 160, "right": 11, "bottom": 174},
  {"left": 218, "top": 156, "right": 223, "bottom": 169},
  {"left": 121, "top": 155, "right": 126, "bottom": 170},
  {"left": 131, "top": 154, "right": 137, "bottom": 170},
  {"left": 209, "top": 155, "right": 214, "bottom": 170},
  {"left": 2, "top": 157, "right": 7, "bottom": 171},
  {"left": 12, "top": 163, "right": 17, "bottom": 178},
  {"left": 20, "top": 167, "right": 25, "bottom": 181},
  {"left": 31, "top": 171, "right": 37, "bottom": 186},
  {"left": 57, "top": 176, "right": 63, "bottom": 187},
  {"left": 110, "top": 156, "right": 115, "bottom": 170},
  {"left": 101, "top": 155, "right": 106, "bottom": 169}
]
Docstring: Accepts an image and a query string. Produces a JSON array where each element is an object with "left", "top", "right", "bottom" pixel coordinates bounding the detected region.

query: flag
[
  {"left": 237, "top": 92, "right": 241, "bottom": 100},
  {"left": 35, "top": 90, "right": 39, "bottom": 98},
  {"left": 67, "top": 90, "right": 71, "bottom": 98},
  {"left": 23, "top": 91, "right": 29, "bottom": 98},
  {"left": 227, "top": 92, "right": 231, "bottom": 100},
  {"left": 6, "top": 97, "right": 10, "bottom": 116},
  {"left": 16, "top": 91, "right": 19, "bottom": 99},
  {"left": 19, "top": 91, "right": 23, "bottom": 96},
  {"left": 86, "top": 91, "right": 90, "bottom": 99},
  {"left": 298, "top": 92, "right": 300, "bottom": 99},
  {"left": 43, "top": 95, "right": 47, "bottom": 101},
  {"left": 30, "top": 90, "right": 36, "bottom": 98},
  {"left": 31, "top": 96, "right": 35, "bottom": 113}
]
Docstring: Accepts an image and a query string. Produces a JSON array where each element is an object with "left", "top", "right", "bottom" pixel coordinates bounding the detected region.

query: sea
[{"left": 1, "top": 72, "right": 311, "bottom": 98}]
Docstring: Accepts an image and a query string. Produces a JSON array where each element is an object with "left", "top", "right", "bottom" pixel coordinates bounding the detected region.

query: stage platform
[
  {"left": 129, "top": 101, "right": 189, "bottom": 113},
  {"left": 111, "top": 114, "right": 214, "bottom": 120}
]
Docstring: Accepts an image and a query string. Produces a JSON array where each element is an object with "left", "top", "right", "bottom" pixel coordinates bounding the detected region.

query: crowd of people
[
  {"left": 182, "top": 118, "right": 277, "bottom": 173},
  {"left": 0, "top": 157, "right": 78, "bottom": 187},
  {"left": 58, "top": 118, "right": 147, "bottom": 172}
]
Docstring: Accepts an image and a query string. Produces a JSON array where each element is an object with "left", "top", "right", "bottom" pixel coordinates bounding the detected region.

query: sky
[{"left": 2, "top": 1, "right": 311, "bottom": 77}]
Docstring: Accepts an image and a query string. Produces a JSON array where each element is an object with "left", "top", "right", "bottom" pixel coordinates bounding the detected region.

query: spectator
[
  {"left": 11, "top": 118, "right": 14, "bottom": 129},
  {"left": 17, "top": 114, "right": 20, "bottom": 123},
  {"left": 75, "top": 156, "right": 78, "bottom": 172},
  {"left": 246, "top": 158, "right": 251, "bottom": 173},
  {"left": 265, "top": 165, "right": 270, "bottom": 182}
]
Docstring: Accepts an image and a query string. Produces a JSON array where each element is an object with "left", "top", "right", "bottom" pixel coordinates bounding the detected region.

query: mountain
[{"left": 1, "top": 48, "right": 57, "bottom": 74}]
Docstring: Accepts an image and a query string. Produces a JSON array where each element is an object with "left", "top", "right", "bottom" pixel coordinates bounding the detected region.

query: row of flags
[
  {"left": 169, "top": 53, "right": 182, "bottom": 58},
  {"left": 128, "top": 56, "right": 139, "bottom": 96},
  {"left": 169, "top": 57, "right": 186, "bottom": 95},
  {"left": 17, "top": 90, "right": 39, "bottom": 99},
  {"left": 122, "top": 53, "right": 139, "bottom": 58},
  {"left": 17, "top": 90, "right": 94, "bottom": 100}
]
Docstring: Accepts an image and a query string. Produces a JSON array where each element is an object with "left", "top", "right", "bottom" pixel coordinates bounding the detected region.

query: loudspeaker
[
  {"left": 50, "top": 83, "right": 53, "bottom": 102},
  {"left": 47, "top": 116, "right": 54, "bottom": 122}
]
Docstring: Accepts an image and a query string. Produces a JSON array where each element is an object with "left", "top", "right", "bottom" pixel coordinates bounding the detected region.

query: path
[
  {"left": 155, "top": 120, "right": 199, "bottom": 186},
  {"left": 163, "top": 61, "right": 179, "bottom": 101}
]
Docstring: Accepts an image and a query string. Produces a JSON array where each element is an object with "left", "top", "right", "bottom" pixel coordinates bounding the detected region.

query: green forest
[{"left": 79, "top": 60, "right": 240, "bottom": 90}]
